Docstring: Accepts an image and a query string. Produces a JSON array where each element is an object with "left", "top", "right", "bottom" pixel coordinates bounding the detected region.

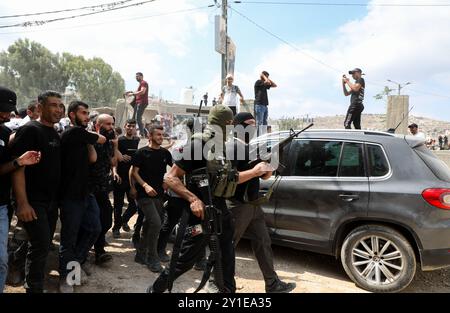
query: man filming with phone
[{"left": 342, "top": 68, "right": 365, "bottom": 130}]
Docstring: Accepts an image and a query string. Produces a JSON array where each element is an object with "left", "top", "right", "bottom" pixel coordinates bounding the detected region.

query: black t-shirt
[
  {"left": 132, "top": 146, "right": 173, "bottom": 199},
  {"left": 254, "top": 79, "right": 271, "bottom": 106},
  {"left": 88, "top": 141, "right": 114, "bottom": 193},
  {"left": 0, "top": 125, "right": 12, "bottom": 205},
  {"left": 10, "top": 120, "right": 61, "bottom": 203},
  {"left": 117, "top": 136, "right": 140, "bottom": 181},
  {"left": 350, "top": 77, "right": 365, "bottom": 106},
  {"left": 60, "top": 126, "right": 99, "bottom": 200},
  {"left": 227, "top": 139, "right": 260, "bottom": 202}
]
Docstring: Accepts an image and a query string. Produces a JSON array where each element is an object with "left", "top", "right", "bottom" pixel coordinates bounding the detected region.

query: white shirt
[
  {"left": 222, "top": 84, "right": 241, "bottom": 108},
  {"left": 4, "top": 115, "right": 30, "bottom": 131},
  {"left": 413, "top": 132, "right": 426, "bottom": 139}
]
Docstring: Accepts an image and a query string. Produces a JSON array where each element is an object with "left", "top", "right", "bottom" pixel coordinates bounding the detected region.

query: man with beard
[
  {"left": 228, "top": 112, "right": 296, "bottom": 293},
  {"left": 10, "top": 90, "right": 62, "bottom": 293},
  {"left": 0, "top": 86, "right": 41, "bottom": 293},
  {"left": 58, "top": 101, "right": 106, "bottom": 293},
  {"left": 112, "top": 119, "right": 140, "bottom": 239},
  {"left": 89, "top": 114, "right": 121, "bottom": 266}
]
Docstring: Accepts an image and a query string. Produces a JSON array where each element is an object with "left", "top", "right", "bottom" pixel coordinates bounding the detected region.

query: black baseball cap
[
  {"left": 0, "top": 86, "right": 17, "bottom": 113},
  {"left": 349, "top": 68, "right": 364, "bottom": 75},
  {"left": 408, "top": 123, "right": 418, "bottom": 128}
]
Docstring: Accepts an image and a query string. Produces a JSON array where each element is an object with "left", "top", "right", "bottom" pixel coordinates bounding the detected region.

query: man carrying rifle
[
  {"left": 148, "top": 105, "right": 271, "bottom": 293},
  {"left": 228, "top": 112, "right": 296, "bottom": 293}
]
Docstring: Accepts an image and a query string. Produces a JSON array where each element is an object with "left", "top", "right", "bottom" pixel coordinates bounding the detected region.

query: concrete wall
[{"left": 386, "top": 95, "right": 409, "bottom": 135}]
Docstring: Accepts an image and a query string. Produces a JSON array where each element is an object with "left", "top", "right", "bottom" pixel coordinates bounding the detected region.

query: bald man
[{"left": 86, "top": 113, "right": 121, "bottom": 265}]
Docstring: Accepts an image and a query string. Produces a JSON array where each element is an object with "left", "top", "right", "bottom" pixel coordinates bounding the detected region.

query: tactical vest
[{"left": 190, "top": 132, "right": 239, "bottom": 199}]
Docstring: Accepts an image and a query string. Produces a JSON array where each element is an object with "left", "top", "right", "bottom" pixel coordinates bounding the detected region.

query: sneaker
[
  {"left": 95, "top": 253, "right": 113, "bottom": 265},
  {"left": 112, "top": 229, "right": 120, "bottom": 239},
  {"left": 59, "top": 279, "right": 74, "bottom": 293},
  {"left": 147, "top": 261, "right": 164, "bottom": 273},
  {"left": 122, "top": 223, "right": 131, "bottom": 232},
  {"left": 158, "top": 251, "right": 170, "bottom": 263},
  {"left": 265, "top": 280, "right": 296, "bottom": 293}
]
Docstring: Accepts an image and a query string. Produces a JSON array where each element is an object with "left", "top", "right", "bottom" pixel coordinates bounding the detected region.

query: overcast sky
[{"left": 1, "top": 0, "right": 450, "bottom": 121}]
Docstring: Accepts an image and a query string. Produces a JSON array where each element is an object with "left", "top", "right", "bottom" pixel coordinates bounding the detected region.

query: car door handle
[{"left": 339, "top": 194, "right": 360, "bottom": 202}]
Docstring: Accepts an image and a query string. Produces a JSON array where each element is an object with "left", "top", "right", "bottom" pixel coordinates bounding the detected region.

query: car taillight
[{"left": 422, "top": 189, "right": 450, "bottom": 210}]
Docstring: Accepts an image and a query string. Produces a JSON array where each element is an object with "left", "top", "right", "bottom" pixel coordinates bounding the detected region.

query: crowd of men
[{"left": 0, "top": 84, "right": 296, "bottom": 294}]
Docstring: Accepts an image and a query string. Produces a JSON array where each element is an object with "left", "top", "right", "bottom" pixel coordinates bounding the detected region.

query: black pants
[
  {"left": 157, "top": 197, "right": 187, "bottom": 254},
  {"left": 151, "top": 205, "right": 236, "bottom": 293},
  {"left": 59, "top": 195, "right": 102, "bottom": 277},
  {"left": 133, "top": 102, "right": 149, "bottom": 137},
  {"left": 93, "top": 191, "right": 113, "bottom": 256},
  {"left": 344, "top": 104, "right": 364, "bottom": 129},
  {"left": 228, "top": 200, "right": 278, "bottom": 288},
  {"left": 22, "top": 201, "right": 56, "bottom": 293},
  {"left": 113, "top": 182, "right": 138, "bottom": 231}
]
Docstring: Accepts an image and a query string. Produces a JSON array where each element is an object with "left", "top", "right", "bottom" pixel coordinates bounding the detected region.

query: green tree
[
  {"left": 0, "top": 38, "right": 64, "bottom": 106},
  {"left": 0, "top": 38, "right": 125, "bottom": 108}
]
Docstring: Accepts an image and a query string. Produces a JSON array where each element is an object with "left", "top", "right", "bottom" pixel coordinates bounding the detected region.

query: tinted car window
[
  {"left": 290, "top": 140, "right": 342, "bottom": 177},
  {"left": 414, "top": 144, "right": 450, "bottom": 182},
  {"left": 367, "top": 144, "right": 389, "bottom": 177},
  {"left": 339, "top": 142, "right": 365, "bottom": 177}
]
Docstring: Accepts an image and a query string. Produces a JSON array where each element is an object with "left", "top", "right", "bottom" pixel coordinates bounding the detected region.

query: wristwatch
[{"left": 12, "top": 158, "right": 22, "bottom": 169}]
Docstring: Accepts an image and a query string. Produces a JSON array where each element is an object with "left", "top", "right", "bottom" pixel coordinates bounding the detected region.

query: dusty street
[{"left": 5, "top": 217, "right": 450, "bottom": 293}]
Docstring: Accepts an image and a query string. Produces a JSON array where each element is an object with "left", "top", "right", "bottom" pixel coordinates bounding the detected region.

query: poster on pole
[
  {"left": 215, "top": 15, "right": 226, "bottom": 55},
  {"left": 227, "top": 37, "right": 236, "bottom": 76}
]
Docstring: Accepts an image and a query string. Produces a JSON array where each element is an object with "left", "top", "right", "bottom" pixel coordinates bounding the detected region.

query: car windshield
[{"left": 414, "top": 144, "right": 450, "bottom": 182}]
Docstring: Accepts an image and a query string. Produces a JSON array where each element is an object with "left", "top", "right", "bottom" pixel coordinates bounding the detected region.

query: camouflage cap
[{"left": 208, "top": 105, "right": 234, "bottom": 127}]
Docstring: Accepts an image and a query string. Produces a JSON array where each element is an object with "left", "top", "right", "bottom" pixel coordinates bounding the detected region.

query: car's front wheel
[{"left": 341, "top": 225, "right": 416, "bottom": 293}]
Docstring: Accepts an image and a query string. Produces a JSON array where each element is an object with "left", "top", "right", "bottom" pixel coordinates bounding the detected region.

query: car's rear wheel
[{"left": 341, "top": 225, "right": 416, "bottom": 293}]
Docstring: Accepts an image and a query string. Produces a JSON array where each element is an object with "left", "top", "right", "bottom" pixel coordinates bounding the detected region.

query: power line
[
  {"left": 0, "top": 1, "right": 134, "bottom": 19},
  {"left": 0, "top": 0, "right": 158, "bottom": 29},
  {"left": 229, "top": 6, "right": 450, "bottom": 99},
  {"left": 0, "top": 6, "right": 211, "bottom": 35},
  {"left": 233, "top": 1, "right": 450, "bottom": 7},
  {"left": 228, "top": 6, "right": 344, "bottom": 73}
]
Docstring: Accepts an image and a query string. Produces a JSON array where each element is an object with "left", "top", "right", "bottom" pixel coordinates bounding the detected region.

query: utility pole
[
  {"left": 387, "top": 79, "right": 411, "bottom": 95},
  {"left": 221, "top": 0, "right": 228, "bottom": 88}
]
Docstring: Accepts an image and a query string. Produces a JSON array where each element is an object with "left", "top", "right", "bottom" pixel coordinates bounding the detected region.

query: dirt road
[{"left": 5, "top": 221, "right": 450, "bottom": 293}]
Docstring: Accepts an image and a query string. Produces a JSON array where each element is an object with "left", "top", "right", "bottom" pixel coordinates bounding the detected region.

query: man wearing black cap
[
  {"left": 227, "top": 112, "right": 296, "bottom": 293},
  {"left": 9, "top": 90, "right": 63, "bottom": 293},
  {"left": 342, "top": 68, "right": 365, "bottom": 129},
  {"left": 0, "top": 86, "right": 41, "bottom": 292}
]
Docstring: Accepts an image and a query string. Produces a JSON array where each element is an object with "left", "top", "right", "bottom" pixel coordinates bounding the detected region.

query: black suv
[{"left": 252, "top": 130, "right": 450, "bottom": 292}]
